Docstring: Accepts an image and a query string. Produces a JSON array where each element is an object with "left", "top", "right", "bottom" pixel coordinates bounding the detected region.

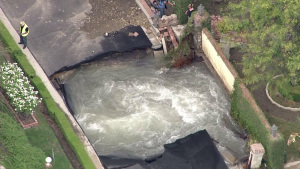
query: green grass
[
  {"left": 0, "top": 97, "right": 46, "bottom": 169},
  {"left": 24, "top": 108, "right": 73, "bottom": 169},
  {"left": 276, "top": 76, "right": 300, "bottom": 102},
  {"left": 0, "top": 112, "right": 46, "bottom": 169},
  {"left": 0, "top": 20, "right": 95, "bottom": 169},
  {"left": 0, "top": 91, "right": 72, "bottom": 169},
  {"left": 0, "top": 97, "right": 12, "bottom": 114},
  {"left": 231, "top": 81, "right": 285, "bottom": 169},
  {"left": 268, "top": 115, "right": 300, "bottom": 162},
  {"left": 0, "top": 93, "right": 73, "bottom": 169},
  {"left": 0, "top": 40, "right": 72, "bottom": 169}
]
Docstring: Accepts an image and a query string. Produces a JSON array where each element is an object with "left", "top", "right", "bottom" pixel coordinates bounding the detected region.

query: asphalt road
[{"left": 0, "top": 0, "right": 151, "bottom": 76}]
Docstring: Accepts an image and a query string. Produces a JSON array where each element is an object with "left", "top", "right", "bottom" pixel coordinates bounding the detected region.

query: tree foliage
[{"left": 225, "top": 0, "right": 300, "bottom": 84}]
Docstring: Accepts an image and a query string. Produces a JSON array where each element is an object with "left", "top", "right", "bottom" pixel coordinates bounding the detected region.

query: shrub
[
  {"left": 276, "top": 76, "right": 300, "bottom": 102},
  {"left": 180, "top": 10, "right": 198, "bottom": 40},
  {"left": 231, "top": 81, "right": 285, "bottom": 169},
  {"left": 173, "top": 0, "right": 190, "bottom": 24},
  {"left": 0, "top": 62, "right": 42, "bottom": 115},
  {"left": 216, "top": 18, "right": 231, "bottom": 33}
]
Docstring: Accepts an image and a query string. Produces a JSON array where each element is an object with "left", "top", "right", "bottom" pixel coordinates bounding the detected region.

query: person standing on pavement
[
  {"left": 151, "top": 0, "right": 160, "bottom": 28},
  {"left": 18, "top": 21, "right": 29, "bottom": 49}
]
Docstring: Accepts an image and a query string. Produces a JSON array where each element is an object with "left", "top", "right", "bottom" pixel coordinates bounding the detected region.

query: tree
[{"left": 225, "top": 0, "right": 300, "bottom": 85}]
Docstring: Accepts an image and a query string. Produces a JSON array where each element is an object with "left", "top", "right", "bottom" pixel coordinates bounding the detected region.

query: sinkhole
[{"left": 61, "top": 52, "right": 246, "bottom": 163}]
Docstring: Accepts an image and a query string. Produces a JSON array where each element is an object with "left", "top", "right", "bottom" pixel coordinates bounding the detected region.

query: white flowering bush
[{"left": 0, "top": 62, "right": 42, "bottom": 115}]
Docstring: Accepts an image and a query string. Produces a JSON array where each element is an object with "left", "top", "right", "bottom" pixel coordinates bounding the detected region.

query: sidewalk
[{"left": 0, "top": 8, "right": 104, "bottom": 169}]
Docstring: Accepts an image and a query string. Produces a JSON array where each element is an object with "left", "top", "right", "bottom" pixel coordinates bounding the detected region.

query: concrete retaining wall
[
  {"left": 201, "top": 29, "right": 238, "bottom": 93},
  {"left": 200, "top": 28, "right": 271, "bottom": 128},
  {"left": 200, "top": 27, "right": 277, "bottom": 135}
]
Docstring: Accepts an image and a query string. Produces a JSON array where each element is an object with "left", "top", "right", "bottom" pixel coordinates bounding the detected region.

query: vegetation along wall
[{"left": 201, "top": 28, "right": 285, "bottom": 169}]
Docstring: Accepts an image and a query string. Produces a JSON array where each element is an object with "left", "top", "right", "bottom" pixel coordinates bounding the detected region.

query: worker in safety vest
[{"left": 18, "top": 21, "right": 29, "bottom": 49}]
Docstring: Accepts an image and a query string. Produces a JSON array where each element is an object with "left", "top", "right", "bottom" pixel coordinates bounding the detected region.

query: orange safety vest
[{"left": 20, "top": 24, "right": 29, "bottom": 37}]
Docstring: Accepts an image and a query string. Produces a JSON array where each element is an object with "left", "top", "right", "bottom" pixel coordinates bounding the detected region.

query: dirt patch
[
  {"left": 17, "top": 113, "right": 36, "bottom": 125},
  {"left": 80, "top": 0, "right": 151, "bottom": 38},
  {"left": 79, "top": 0, "right": 228, "bottom": 39}
]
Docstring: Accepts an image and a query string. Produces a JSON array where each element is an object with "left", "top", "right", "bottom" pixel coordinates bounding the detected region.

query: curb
[{"left": 265, "top": 75, "right": 300, "bottom": 112}]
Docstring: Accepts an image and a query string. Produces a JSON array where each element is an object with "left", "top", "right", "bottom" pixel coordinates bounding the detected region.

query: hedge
[
  {"left": 0, "top": 21, "right": 96, "bottom": 169},
  {"left": 231, "top": 81, "right": 285, "bottom": 169}
]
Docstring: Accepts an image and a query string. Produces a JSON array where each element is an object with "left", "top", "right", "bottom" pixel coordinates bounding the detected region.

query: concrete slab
[
  {"left": 171, "top": 24, "right": 186, "bottom": 41},
  {"left": 162, "top": 36, "right": 167, "bottom": 55},
  {"left": 142, "top": 26, "right": 162, "bottom": 50}
]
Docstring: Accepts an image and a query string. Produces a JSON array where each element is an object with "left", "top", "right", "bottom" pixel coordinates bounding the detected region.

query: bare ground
[{"left": 80, "top": 0, "right": 151, "bottom": 38}]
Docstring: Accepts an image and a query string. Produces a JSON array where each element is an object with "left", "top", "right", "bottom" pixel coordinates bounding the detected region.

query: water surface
[{"left": 63, "top": 58, "right": 246, "bottom": 159}]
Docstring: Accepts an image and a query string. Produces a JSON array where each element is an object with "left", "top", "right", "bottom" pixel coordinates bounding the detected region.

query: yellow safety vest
[{"left": 20, "top": 24, "right": 29, "bottom": 37}]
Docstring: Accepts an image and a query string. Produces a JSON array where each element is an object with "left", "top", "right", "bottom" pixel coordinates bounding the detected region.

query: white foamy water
[{"left": 63, "top": 59, "right": 246, "bottom": 159}]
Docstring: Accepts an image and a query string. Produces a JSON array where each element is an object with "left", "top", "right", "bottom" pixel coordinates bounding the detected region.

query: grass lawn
[
  {"left": 0, "top": 90, "right": 73, "bottom": 169},
  {"left": 268, "top": 115, "right": 300, "bottom": 162},
  {"left": 0, "top": 40, "right": 73, "bottom": 169},
  {"left": 24, "top": 108, "right": 73, "bottom": 169}
]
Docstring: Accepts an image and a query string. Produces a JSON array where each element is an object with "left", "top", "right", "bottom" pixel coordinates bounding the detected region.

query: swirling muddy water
[{"left": 63, "top": 58, "right": 246, "bottom": 159}]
